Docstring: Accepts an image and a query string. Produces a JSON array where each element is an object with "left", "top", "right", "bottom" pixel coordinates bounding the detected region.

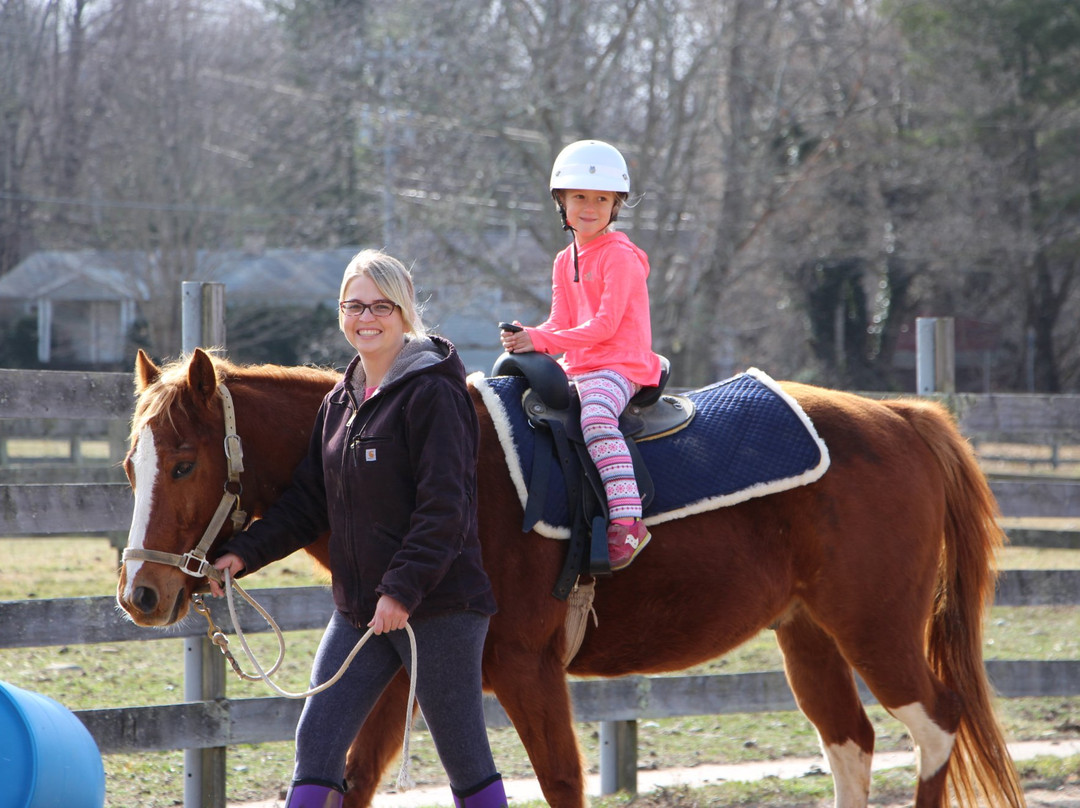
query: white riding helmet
[{"left": 549, "top": 140, "right": 630, "bottom": 193}]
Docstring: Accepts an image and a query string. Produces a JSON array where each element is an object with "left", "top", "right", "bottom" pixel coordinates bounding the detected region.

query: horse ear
[
  {"left": 135, "top": 349, "right": 161, "bottom": 392},
  {"left": 187, "top": 348, "right": 219, "bottom": 405}
]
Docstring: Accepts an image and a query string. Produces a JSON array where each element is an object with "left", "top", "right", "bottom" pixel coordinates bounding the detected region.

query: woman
[{"left": 211, "top": 249, "right": 505, "bottom": 808}]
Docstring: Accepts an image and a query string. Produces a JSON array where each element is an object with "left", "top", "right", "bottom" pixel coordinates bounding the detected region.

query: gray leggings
[{"left": 293, "top": 609, "right": 497, "bottom": 793}]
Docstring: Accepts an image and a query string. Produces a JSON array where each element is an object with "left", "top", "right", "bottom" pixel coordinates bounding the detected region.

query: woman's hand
[
  {"left": 209, "top": 553, "right": 245, "bottom": 598},
  {"left": 368, "top": 594, "right": 409, "bottom": 634}
]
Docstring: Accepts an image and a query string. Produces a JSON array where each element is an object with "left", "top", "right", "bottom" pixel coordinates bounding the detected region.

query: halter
[{"left": 121, "top": 383, "right": 247, "bottom": 581}]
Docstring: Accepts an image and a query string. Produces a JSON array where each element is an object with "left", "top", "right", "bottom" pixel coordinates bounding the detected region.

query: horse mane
[{"left": 130, "top": 352, "right": 340, "bottom": 446}]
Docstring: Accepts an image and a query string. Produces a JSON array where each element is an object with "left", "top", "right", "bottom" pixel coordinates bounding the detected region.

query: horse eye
[{"left": 172, "top": 462, "right": 194, "bottom": 480}]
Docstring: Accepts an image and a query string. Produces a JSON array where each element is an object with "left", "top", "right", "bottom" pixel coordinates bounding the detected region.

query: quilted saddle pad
[{"left": 470, "top": 367, "right": 830, "bottom": 539}]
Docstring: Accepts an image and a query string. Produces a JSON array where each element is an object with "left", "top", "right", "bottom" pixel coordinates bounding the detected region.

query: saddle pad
[{"left": 470, "top": 367, "right": 831, "bottom": 539}]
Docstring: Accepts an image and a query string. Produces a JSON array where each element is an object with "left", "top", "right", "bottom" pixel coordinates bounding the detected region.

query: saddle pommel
[{"left": 491, "top": 351, "right": 571, "bottom": 410}]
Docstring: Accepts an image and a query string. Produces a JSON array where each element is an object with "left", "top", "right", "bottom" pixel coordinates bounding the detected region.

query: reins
[
  {"left": 195, "top": 571, "right": 417, "bottom": 791},
  {"left": 122, "top": 382, "right": 418, "bottom": 790}
]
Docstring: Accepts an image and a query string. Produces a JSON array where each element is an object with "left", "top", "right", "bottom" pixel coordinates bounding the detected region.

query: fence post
[
  {"left": 181, "top": 282, "right": 228, "bottom": 808},
  {"left": 182, "top": 281, "right": 227, "bottom": 352},
  {"left": 916, "top": 317, "right": 955, "bottom": 394},
  {"left": 600, "top": 719, "right": 638, "bottom": 796}
]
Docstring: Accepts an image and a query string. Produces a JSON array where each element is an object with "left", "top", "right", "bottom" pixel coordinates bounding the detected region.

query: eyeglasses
[{"left": 339, "top": 299, "right": 400, "bottom": 318}]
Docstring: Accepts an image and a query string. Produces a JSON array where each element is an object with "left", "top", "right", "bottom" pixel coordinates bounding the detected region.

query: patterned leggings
[{"left": 574, "top": 370, "right": 642, "bottom": 522}]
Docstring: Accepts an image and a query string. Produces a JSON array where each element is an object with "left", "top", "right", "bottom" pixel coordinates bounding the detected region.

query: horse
[{"left": 116, "top": 347, "right": 1026, "bottom": 808}]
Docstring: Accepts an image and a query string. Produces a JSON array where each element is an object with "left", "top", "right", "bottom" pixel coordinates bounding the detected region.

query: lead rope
[{"left": 210, "top": 570, "right": 418, "bottom": 790}]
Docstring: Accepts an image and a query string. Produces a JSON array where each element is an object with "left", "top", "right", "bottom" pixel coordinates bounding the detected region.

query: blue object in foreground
[{"left": 0, "top": 680, "right": 106, "bottom": 808}]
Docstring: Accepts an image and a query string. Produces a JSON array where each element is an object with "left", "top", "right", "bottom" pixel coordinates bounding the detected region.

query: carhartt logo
[{"left": 365, "top": 448, "right": 377, "bottom": 462}]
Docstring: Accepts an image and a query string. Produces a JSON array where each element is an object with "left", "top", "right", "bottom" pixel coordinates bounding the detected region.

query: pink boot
[{"left": 607, "top": 519, "right": 651, "bottom": 571}]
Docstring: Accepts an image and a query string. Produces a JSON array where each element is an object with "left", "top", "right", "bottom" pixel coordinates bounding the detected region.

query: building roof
[
  {"left": 0, "top": 251, "right": 151, "bottom": 301},
  {"left": 0, "top": 248, "right": 362, "bottom": 305}
]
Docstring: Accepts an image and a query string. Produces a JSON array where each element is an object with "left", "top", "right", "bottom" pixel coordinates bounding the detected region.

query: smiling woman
[{"left": 200, "top": 248, "right": 509, "bottom": 808}]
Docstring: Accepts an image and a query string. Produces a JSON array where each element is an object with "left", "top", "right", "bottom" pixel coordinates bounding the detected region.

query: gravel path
[{"left": 229, "top": 739, "right": 1080, "bottom": 807}]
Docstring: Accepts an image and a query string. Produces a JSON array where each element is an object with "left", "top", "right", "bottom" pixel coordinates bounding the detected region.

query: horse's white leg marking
[
  {"left": 122, "top": 426, "right": 158, "bottom": 599},
  {"left": 822, "top": 738, "right": 871, "bottom": 808},
  {"left": 889, "top": 702, "right": 955, "bottom": 780}
]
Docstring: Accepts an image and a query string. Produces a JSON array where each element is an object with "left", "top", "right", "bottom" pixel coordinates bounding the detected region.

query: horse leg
[
  {"left": 485, "top": 649, "right": 587, "bottom": 808},
  {"left": 825, "top": 626, "right": 962, "bottom": 807},
  {"left": 887, "top": 699, "right": 960, "bottom": 808},
  {"left": 774, "top": 609, "right": 875, "bottom": 808},
  {"left": 342, "top": 669, "right": 411, "bottom": 808}
]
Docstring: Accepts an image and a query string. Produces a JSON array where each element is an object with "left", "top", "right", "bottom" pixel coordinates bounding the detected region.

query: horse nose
[{"left": 131, "top": 585, "right": 159, "bottom": 614}]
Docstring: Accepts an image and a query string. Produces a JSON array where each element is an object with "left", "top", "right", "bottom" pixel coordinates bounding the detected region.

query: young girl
[{"left": 500, "top": 139, "right": 662, "bottom": 571}]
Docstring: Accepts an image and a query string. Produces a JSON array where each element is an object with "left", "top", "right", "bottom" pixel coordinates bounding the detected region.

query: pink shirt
[{"left": 527, "top": 231, "right": 662, "bottom": 387}]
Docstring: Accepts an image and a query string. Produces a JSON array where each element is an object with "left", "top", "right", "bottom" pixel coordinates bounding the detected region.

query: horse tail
[{"left": 889, "top": 399, "right": 1026, "bottom": 808}]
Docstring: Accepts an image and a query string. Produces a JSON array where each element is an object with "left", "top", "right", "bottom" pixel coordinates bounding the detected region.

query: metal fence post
[
  {"left": 916, "top": 316, "right": 955, "bottom": 394},
  {"left": 181, "top": 281, "right": 228, "bottom": 808},
  {"left": 600, "top": 719, "right": 638, "bottom": 796},
  {"left": 182, "top": 281, "right": 227, "bottom": 353}
]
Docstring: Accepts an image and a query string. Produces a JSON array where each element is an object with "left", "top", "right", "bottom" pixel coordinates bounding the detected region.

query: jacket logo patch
[{"left": 365, "top": 448, "right": 377, "bottom": 462}]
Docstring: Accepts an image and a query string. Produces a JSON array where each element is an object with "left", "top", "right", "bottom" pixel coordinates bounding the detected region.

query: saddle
[{"left": 490, "top": 352, "right": 695, "bottom": 598}]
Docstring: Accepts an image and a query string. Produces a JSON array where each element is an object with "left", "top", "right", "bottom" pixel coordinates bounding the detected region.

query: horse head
[{"left": 117, "top": 348, "right": 239, "bottom": 626}]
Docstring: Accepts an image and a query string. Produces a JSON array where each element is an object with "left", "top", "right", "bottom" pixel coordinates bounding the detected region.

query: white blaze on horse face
[
  {"left": 122, "top": 425, "right": 159, "bottom": 598},
  {"left": 821, "top": 739, "right": 871, "bottom": 808},
  {"left": 889, "top": 702, "right": 955, "bottom": 780}
]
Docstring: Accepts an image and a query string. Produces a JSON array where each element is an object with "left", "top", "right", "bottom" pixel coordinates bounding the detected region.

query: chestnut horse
[{"left": 117, "top": 348, "right": 1025, "bottom": 808}]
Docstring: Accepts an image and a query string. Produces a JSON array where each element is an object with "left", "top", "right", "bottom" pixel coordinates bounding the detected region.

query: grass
[{"left": 2, "top": 537, "right": 1080, "bottom": 806}]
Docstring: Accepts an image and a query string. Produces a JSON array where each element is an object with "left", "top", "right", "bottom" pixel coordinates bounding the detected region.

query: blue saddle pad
[{"left": 471, "top": 367, "right": 830, "bottom": 539}]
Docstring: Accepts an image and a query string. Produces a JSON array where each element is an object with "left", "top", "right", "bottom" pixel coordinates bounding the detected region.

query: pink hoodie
[{"left": 527, "top": 231, "right": 662, "bottom": 387}]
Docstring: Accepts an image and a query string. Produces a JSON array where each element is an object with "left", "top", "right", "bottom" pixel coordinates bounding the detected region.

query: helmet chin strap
[
  {"left": 555, "top": 196, "right": 621, "bottom": 284},
  {"left": 558, "top": 204, "right": 582, "bottom": 283}
]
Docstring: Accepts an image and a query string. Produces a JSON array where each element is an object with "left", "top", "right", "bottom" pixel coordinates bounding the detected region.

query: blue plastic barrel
[{"left": 0, "top": 681, "right": 106, "bottom": 808}]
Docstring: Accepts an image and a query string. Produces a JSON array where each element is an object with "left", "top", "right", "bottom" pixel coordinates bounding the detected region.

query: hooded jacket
[
  {"left": 526, "top": 230, "right": 662, "bottom": 387},
  {"left": 219, "top": 335, "right": 496, "bottom": 626}
]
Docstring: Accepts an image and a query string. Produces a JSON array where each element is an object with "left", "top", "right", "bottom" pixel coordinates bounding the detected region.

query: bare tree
[
  {"left": 895, "top": 0, "right": 1080, "bottom": 392},
  {"left": 0, "top": 0, "right": 103, "bottom": 272},
  {"left": 7, "top": 0, "right": 1079, "bottom": 391}
]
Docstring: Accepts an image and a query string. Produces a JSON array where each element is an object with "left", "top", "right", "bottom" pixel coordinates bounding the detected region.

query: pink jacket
[{"left": 527, "top": 231, "right": 662, "bottom": 387}]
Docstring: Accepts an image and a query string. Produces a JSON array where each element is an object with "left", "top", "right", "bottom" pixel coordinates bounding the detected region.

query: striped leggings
[{"left": 574, "top": 370, "right": 642, "bottom": 522}]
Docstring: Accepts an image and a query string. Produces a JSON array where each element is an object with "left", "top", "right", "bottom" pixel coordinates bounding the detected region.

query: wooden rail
[{"left": 2, "top": 578, "right": 1079, "bottom": 757}]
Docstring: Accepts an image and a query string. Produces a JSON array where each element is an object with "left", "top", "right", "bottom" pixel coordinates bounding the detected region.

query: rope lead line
[{"left": 207, "top": 570, "right": 418, "bottom": 790}]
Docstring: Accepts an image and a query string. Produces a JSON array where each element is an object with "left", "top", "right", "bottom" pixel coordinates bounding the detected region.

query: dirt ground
[
  {"left": 867, "top": 784, "right": 1080, "bottom": 808},
  {"left": 1022, "top": 787, "right": 1080, "bottom": 807}
]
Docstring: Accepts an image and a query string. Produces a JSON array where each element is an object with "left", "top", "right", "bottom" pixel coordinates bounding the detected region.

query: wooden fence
[{"left": 2, "top": 368, "right": 1080, "bottom": 805}]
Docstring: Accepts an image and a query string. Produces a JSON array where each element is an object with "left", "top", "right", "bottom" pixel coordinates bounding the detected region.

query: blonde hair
[{"left": 338, "top": 249, "right": 426, "bottom": 337}]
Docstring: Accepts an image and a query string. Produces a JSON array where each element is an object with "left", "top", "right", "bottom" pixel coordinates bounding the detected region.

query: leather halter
[{"left": 122, "top": 384, "right": 247, "bottom": 583}]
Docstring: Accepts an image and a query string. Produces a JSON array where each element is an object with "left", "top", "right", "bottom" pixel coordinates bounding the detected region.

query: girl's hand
[
  {"left": 369, "top": 594, "right": 410, "bottom": 634},
  {"left": 500, "top": 322, "right": 535, "bottom": 353},
  {"left": 209, "top": 553, "right": 245, "bottom": 598}
]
